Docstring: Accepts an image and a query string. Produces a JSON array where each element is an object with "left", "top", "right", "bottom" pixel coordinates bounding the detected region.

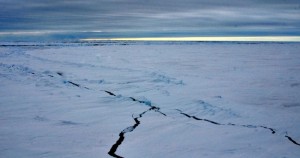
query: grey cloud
[{"left": 0, "top": 0, "right": 299, "bottom": 40}]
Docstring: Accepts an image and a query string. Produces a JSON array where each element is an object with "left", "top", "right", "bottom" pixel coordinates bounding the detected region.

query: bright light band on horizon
[{"left": 81, "top": 36, "right": 300, "bottom": 42}]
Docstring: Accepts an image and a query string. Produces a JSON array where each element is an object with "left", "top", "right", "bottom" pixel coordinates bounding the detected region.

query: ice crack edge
[
  {"left": 175, "top": 109, "right": 300, "bottom": 147},
  {"left": 108, "top": 107, "right": 156, "bottom": 158}
]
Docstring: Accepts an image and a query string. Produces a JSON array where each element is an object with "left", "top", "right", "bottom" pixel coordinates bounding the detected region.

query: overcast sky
[{"left": 0, "top": 0, "right": 300, "bottom": 41}]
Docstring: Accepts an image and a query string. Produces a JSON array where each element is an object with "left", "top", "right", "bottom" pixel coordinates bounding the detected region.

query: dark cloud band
[{"left": 0, "top": 0, "right": 299, "bottom": 41}]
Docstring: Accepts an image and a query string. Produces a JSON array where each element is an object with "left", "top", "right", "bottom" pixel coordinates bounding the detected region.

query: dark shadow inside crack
[
  {"left": 57, "top": 72, "right": 63, "bottom": 76},
  {"left": 105, "top": 90, "right": 116, "bottom": 96},
  {"left": 67, "top": 81, "right": 80, "bottom": 87},
  {"left": 285, "top": 135, "right": 300, "bottom": 146},
  {"left": 108, "top": 133, "right": 125, "bottom": 158},
  {"left": 259, "top": 126, "right": 276, "bottom": 134},
  {"left": 108, "top": 107, "right": 153, "bottom": 158}
]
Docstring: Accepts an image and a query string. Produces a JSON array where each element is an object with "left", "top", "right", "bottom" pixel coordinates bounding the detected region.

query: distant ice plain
[{"left": 0, "top": 41, "right": 300, "bottom": 157}]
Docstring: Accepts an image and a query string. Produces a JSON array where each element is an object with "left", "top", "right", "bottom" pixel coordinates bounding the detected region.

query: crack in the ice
[
  {"left": 229, "top": 123, "right": 276, "bottom": 134},
  {"left": 105, "top": 90, "right": 117, "bottom": 96},
  {"left": 176, "top": 109, "right": 276, "bottom": 132},
  {"left": 56, "top": 72, "right": 63, "bottom": 76},
  {"left": 176, "top": 109, "right": 222, "bottom": 125},
  {"left": 108, "top": 107, "right": 155, "bottom": 158},
  {"left": 258, "top": 126, "right": 276, "bottom": 134},
  {"left": 175, "top": 109, "right": 300, "bottom": 146},
  {"left": 285, "top": 133, "right": 300, "bottom": 146},
  {"left": 67, "top": 81, "right": 80, "bottom": 87},
  {"left": 21, "top": 70, "right": 299, "bottom": 150},
  {"left": 64, "top": 80, "right": 90, "bottom": 90}
]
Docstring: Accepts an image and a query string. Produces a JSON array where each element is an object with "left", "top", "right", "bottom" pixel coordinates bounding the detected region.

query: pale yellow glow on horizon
[{"left": 81, "top": 36, "right": 300, "bottom": 42}]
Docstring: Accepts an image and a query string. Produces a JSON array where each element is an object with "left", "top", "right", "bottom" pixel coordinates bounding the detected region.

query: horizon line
[{"left": 81, "top": 36, "right": 300, "bottom": 42}]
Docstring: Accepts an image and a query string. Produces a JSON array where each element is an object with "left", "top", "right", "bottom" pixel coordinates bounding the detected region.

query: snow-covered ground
[{"left": 0, "top": 41, "right": 300, "bottom": 158}]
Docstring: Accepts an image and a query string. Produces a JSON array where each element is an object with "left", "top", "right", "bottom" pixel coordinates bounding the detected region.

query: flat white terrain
[{"left": 0, "top": 42, "right": 300, "bottom": 158}]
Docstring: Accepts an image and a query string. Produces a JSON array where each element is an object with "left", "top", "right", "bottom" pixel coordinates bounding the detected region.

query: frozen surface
[{"left": 0, "top": 42, "right": 300, "bottom": 158}]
